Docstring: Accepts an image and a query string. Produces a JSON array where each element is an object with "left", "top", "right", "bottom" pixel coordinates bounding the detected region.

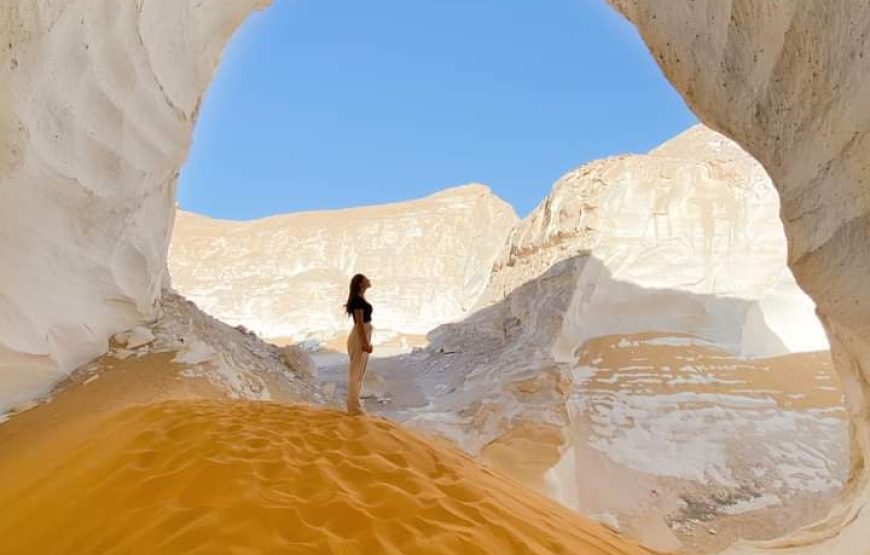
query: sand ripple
[{"left": 0, "top": 400, "right": 649, "bottom": 554}]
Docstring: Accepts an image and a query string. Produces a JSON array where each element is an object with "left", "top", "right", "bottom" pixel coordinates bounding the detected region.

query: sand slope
[{"left": 0, "top": 400, "right": 650, "bottom": 555}]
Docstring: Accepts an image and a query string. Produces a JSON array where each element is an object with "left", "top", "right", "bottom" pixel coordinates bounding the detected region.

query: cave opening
[
  {"left": 0, "top": 1, "right": 863, "bottom": 554},
  {"left": 164, "top": 1, "right": 850, "bottom": 553}
]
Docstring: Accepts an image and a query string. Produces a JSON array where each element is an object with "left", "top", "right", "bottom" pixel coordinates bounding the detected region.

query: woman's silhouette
[{"left": 344, "top": 274, "right": 373, "bottom": 415}]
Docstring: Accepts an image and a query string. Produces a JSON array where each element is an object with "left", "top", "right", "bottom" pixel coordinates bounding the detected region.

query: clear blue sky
[{"left": 179, "top": 0, "right": 696, "bottom": 220}]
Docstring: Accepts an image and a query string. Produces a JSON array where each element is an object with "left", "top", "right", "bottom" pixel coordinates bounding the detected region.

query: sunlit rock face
[
  {"left": 0, "top": 0, "right": 268, "bottom": 413},
  {"left": 362, "top": 127, "right": 846, "bottom": 551},
  {"left": 485, "top": 125, "right": 827, "bottom": 358},
  {"left": 606, "top": 2, "right": 870, "bottom": 553},
  {"left": 168, "top": 185, "right": 517, "bottom": 345}
]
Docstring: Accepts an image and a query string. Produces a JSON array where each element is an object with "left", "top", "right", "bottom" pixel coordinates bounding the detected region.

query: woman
[{"left": 344, "top": 273, "right": 373, "bottom": 415}]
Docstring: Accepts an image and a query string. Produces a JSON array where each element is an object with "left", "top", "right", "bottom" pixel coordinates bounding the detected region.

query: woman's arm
[{"left": 353, "top": 309, "right": 373, "bottom": 353}]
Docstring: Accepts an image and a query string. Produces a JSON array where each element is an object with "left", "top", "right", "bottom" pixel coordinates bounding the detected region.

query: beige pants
[{"left": 346, "top": 323, "right": 372, "bottom": 413}]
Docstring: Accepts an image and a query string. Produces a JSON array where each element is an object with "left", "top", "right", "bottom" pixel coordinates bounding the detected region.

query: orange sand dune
[{"left": 0, "top": 400, "right": 651, "bottom": 555}]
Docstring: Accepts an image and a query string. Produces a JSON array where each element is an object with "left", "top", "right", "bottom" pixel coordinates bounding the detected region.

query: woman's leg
[
  {"left": 356, "top": 351, "right": 370, "bottom": 402},
  {"left": 355, "top": 325, "right": 372, "bottom": 407},
  {"left": 347, "top": 348, "right": 364, "bottom": 414}
]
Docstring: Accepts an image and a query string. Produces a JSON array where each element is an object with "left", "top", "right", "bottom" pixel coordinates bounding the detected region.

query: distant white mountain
[{"left": 169, "top": 184, "right": 518, "bottom": 345}]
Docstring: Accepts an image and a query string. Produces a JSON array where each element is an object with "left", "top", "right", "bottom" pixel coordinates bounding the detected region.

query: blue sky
[{"left": 178, "top": 0, "right": 696, "bottom": 220}]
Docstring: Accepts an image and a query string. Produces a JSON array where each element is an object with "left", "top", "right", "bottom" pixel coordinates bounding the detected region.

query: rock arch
[{"left": 0, "top": 1, "right": 867, "bottom": 552}]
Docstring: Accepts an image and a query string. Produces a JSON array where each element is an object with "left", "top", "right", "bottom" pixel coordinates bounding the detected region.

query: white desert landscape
[
  {"left": 291, "top": 125, "right": 849, "bottom": 552},
  {"left": 169, "top": 184, "right": 517, "bottom": 346},
  {"left": 2, "top": 2, "right": 869, "bottom": 555}
]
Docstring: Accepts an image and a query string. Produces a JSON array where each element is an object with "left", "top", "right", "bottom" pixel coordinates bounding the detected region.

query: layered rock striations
[
  {"left": 606, "top": 3, "right": 870, "bottom": 553},
  {"left": 168, "top": 185, "right": 517, "bottom": 344},
  {"left": 485, "top": 125, "right": 828, "bottom": 358},
  {"left": 374, "top": 127, "right": 845, "bottom": 550}
]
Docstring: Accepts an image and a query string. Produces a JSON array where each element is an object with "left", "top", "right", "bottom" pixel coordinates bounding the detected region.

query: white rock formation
[
  {"left": 605, "top": 3, "right": 870, "bottom": 553},
  {"left": 95, "top": 291, "right": 321, "bottom": 404},
  {"left": 486, "top": 125, "right": 828, "bottom": 358},
  {"left": 372, "top": 127, "right": 845, "bottom": 548},
  {"left": 0, "top": 1, "right": 868, "bottom": 553},
  {"left": 0, "top": 0, "right": 269, "bottom": 413},
  {"left": 168, "top": 185, "right": 517, "bottom": 344}
]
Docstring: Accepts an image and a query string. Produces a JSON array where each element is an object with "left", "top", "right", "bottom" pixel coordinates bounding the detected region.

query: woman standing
[{"left": 344, "top": 273, "right": 373, "bottom": 415}]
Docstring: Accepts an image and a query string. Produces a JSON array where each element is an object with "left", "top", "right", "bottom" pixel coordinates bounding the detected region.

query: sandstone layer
[{"left": 169, "top": 185, "right": 517, "bottom": 345}]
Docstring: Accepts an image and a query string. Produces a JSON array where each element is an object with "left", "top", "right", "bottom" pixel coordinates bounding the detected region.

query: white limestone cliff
[
  {"left": 605, "top": 2, "right": 870, "bottom": 553},
  {"left": 484, "top": 125, "right": 828, "bottom": 358},
  {"left": 377, "top": 127, "right": 844, "bottom": 549},
  {"left": 0, "top": 0, "right": 268, "bottom": 412},
  {"left": 168, "top": 185, "right": 517, "bottom": 344}
]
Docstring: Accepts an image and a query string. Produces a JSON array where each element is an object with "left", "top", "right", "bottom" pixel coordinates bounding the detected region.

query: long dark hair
[{"left": 344, "top": 273, "right": 367, "bottom": 316}]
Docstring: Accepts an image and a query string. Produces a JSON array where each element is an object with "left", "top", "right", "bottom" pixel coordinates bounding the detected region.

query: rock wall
[
  {"left": 383, "top": 128, "right": 844, "bottom": 550},
  {"left": 396, "top": 254, "right": 846, "bottom": 552},
  {"left": 168, "top": 185, "right": 517, "bottom": 344},
  {"left": 484, "top": 125, "right": 828, "bottom": 359},
  {"left": 606, "top": 2, "right": 870, "bottom": 553},
  {"left": 0, "top": 0, "right": 267, "bottom": 413}
]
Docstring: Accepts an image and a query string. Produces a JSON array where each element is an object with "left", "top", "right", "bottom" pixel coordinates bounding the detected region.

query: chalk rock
[
  {"left": 168, "top": 185, "right": 517, "bottom": 343},
  {"left": 171, "top": 339, "right": 217, "bottom": 366},
  {"left": 606, "top": 2, "right": 870, "bottom": 553},
  {"left": 125, "top": 327, "right": 156, "bottom": 350},
  {"left": 485, "top": 125, "right": 827, "bottom": 358},
  {"left": 393, "top": 128, "right": 847, "bottom": 547},
  {"left": 0, "top": 0, "right": 268, "bottom": 413},
  {"left": 111, "top": 349, "right": 134, "bottom": 361},
  {"left": 629, "top": 512, "right": 682, "bottom": 553},
  {"left": 280, "top": 345, "right": 317, "bottom": 379}
]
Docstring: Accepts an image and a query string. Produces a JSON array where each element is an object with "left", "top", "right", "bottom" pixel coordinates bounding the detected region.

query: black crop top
[{"left": 347, "top": 295, "right": 373, "bottom": 323}]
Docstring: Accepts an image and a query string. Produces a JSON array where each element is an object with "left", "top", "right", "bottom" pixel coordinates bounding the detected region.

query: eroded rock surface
[
  {"left": 0, "top": 0, "right": 269, "bottom": 413},
  {"left": 606, "top": 2, "right": 870, "bottom": 553},
  {"left": 485, "top": 125, "right": 827, "bottom": 358},
  {"left": 339, "top": 127, "right": 845, "bottom": 551},
  {"left": 168, "top": 185, "right": 517, "bottom": 345}
]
